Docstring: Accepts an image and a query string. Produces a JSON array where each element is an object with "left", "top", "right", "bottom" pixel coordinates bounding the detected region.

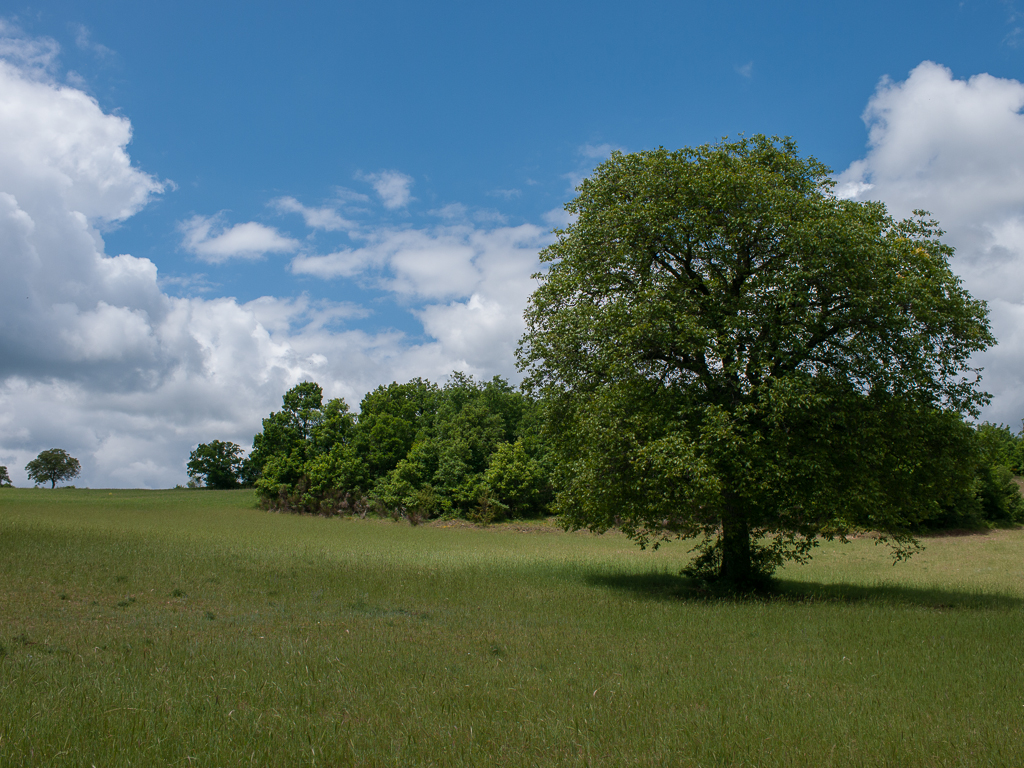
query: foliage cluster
[
  {"left": 517, "top": 135, "right": 997, "bottom": 587},
  {"left": 25, "top": 449, "right": 81, "bottom": 489},
  {"left": 974, "top": 421, "right": 1024, "bottom": 475},
  {"left": 186, "top": 439, "right": 246, "bottom": 489},
  {"left": 245, "top": 374, "right": 552, "bottom": 521},
  {"left": 934, "top": 421, "right": 1024, "bottom": 528},
  {"left": 0, "top": 465, "right": 12, "bottom": 487}
]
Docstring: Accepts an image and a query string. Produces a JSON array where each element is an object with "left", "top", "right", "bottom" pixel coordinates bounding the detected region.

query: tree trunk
[{"left": 719, "top": 506, "right": 753, "bottom": 586}]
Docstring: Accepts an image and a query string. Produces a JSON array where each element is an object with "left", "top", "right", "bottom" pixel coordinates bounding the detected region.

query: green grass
[{"left": 1, "top": 488, "right": 1023, "bottom": 766}]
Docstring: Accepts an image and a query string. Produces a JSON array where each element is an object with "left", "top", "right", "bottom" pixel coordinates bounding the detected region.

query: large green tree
[
  {"left": 370, "top": 374, "right": 549, "bottom": 519},
  {"left": 187, "top": 440, "right": 246, "bottom": 489},
  {"left": 517, "top": 136, "right": 993, "bottom": 587},
  {"left": 247, "top": 382, "right": 366, "bottom": 513},
  {"left": 25, "top": 449, "right": 81, "bottom": 489},
  {"left": 246, "top": 381, "right": 357, "bottom": 487},
  {"left": 352, "top": 378, "right": 440, "bottom": 478}
]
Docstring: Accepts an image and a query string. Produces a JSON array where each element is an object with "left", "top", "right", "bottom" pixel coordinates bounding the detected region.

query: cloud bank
[
  {"left": 837, "top": 61, "right": 1024, "bottom": 425},
  {"left": 4, "top": 42, "right": 1023, "bottom": 490},
  {"left": 0, "top": 46, "right": 550, "bottom": 488}
]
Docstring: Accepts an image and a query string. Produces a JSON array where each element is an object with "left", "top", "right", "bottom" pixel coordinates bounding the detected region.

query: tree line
[
  {"left": 188, "top": 375, "right": 1024, "bottom": 529},
  {"left": 188, "top": 373, "right": 553, "bottom": 523}
]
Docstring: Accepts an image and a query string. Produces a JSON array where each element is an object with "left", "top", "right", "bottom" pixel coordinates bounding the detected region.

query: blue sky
[{"left": 3, "top": 1, "right": 1024, "bottom": 487}]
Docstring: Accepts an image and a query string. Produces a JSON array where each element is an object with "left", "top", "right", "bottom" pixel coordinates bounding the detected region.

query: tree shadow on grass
[{"left": 585, "top": 571, "right": 1024, "bottom": 610}]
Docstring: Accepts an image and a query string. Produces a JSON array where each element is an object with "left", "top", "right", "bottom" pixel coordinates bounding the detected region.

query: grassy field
[{"left": 1, "top": 489, "right": 1023, "bottom": 767}]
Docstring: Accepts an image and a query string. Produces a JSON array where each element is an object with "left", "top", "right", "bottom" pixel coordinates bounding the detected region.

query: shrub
[{"left": 483, "top": 439, "right": 546, "bottom": 517}]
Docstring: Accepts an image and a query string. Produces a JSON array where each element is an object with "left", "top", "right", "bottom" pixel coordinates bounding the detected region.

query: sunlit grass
[{"left": 1, "top": 488, "right": 1022, "bottom": 766}]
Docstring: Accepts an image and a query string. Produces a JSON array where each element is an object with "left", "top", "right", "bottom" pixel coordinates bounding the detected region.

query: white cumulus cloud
[
  {"left": 292, "top": 222, "right": 551, "bottom": 382},
  {"left": 272, "top": 196, "right": 353, "bottom": 231},
  {"left": 72, "top": 24, "right": 114, "bottom": 59},
  {"left": 0, "top": 39, "right": 551, "bottom": 488},
  {"left": 179, "top": 214, "right": 301, "bottom": 262},
  {"left": 0, "top": 21, "right": 60, "bottom": 75},
  {"left": 359, "top": 169, "right": 415, "bottom": 209},
  {"left": 291, "top": 222, "right": 549, "bottom": 300},
  {"left": 837, "top": 61, "right": 1024, "bottom": 424},
  {"left": 580, "top": 142, "right": 622, "bottom": 160}
]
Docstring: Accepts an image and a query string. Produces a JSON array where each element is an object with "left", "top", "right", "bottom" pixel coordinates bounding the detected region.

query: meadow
[{"left": 1, "top": 488, "right": 1023, "bottom": 767}]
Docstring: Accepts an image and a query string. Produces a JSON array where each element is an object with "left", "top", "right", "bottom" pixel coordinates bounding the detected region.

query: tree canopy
[
  {"left": 25, "top": 449, "right": 81, "bottom": 489},
  {"left": 961, "top": 422, "right": 1024, "bottom": 525},
  {"left": 248, "top": 375, "right": 552, "bottom": 521},
  {"left": 517, "top": 135, "right": 994, "bottom": 587},
  {"left": 187, "top": 440, "right": 246, "bottom": 489},
  {"left": 0, "top": 466, "right": 12, "bottom": 487}
]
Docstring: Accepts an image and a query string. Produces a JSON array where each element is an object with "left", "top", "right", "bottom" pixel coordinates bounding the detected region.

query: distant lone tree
[
  {"left": 0, "top": 466, "right": 12, "bottom": 487},
  {"left": 25, "top": 449, "right": 81, "bottom": 489},
  {"left": 187, "top": 440, "right": 246, "bottom": 489},
  {"left": 518, "top": 135, "right": 993, "bottom": 588}
]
